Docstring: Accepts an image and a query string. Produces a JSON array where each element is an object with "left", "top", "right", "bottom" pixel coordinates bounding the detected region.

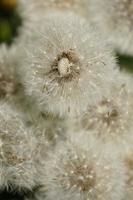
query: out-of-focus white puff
[
  {"left": 21, "top": 0, "right": 90, "bottom": 18},
  {"left": 0, "top": 45, "right": 23, "bottom": 102},
  {"left": 37, "top": 115, "right": 67, "bottom": 142},
  {"left": 32, "top": 114, "right": 67, "bottom": 162},
  {"left": 40, "top": 131, "right": 126, "bottom": 200},
  {"left": 123, "top": 148, "right": 133, "bottom": 200},
  {"left": 0, "top": 102, "right": 37, "bottom": 191},
  {"left": 89, "top": 0, "right": 133, "bottom": 55},
  {"left": 18, "top": 11, "right": 118, "bottom": 118},
  {"left": 16, "top": 0, "right": 91, "bottom": 46},
  {"left": 73, "top": 81, "right": 133, "bottom": 146}
]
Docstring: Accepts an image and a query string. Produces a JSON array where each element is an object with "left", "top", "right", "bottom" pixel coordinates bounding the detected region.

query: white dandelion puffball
[
  {"left": 34, "top": 114, "right": 67, "bottom": 147},
  {"left": 31, "top": 115, "right": 68, "bottom": 167},
  {"left": 124, "top": 150, "right": 133, "bottom": 200},
  {"left": 17, "top": 0, "right": 90, "bottom": 46},
  {"left": 0, "top": 102, "right": 37, "bottom": 191},
  {"left": 43, "top": 132, "right": 125, "bottom": 200},
  {"left": 89, "top": 0, "right": 133, "bottom": 55},
  {"left": 19, "top": 11, "right": 118, "bottom": 117},
  {"left": 10, "top": 0, "right": 44, "bottom": 46},
  {"left": 0, "top": 45, "right": 33, "bottom": 121},
  {"left": 115, "top": 142, "right": 133, "bottom": 200},
  {"left": 114, "top": 143, "right": 133, "bottom": 200},
  {"left": 75, "top": 82, "right": 133, "bottom": 145},
  {"left": 0, "top": 45, "right": 41, "bottom": 123},
  {"left": 0, "top": 45, "right": 21, "bottom": 101},
  {"left": 22, "top": 0, "right": 90, "bottom": 18}
]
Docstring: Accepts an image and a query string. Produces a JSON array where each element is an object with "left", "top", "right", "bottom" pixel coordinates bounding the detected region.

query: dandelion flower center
[
  {"left": 59, "top": 155, "right": 96, "bottom": 192},
  {"left": 58, "top": 57, "right": 72, "bottom": 76},
  {"left": 52, "top": 50, "right": 80, "bottom": 81},
  {"left": 0, "top": 131, "right": 26, "bottom": 166}
]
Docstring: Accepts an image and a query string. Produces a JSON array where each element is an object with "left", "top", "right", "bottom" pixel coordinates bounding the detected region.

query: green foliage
[
  {"left": 117, "top": 54, "right": 133, "bottom": 73},
  {"left": 0, "top": 8, "right": 22, "bottom": 45}
]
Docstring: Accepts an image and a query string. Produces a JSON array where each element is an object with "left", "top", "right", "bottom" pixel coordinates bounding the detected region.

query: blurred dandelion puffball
[
  {"left": 112, "top": 141, "right": 133, "bottom": 200},
  {"left": 34, "top": 115, "right": 67, "bottom": 148},
  {"left": 43, "top": 132, "right": 126, "bottom": 200},
  {"left": 124, "top": 150, "right": 133, "bottom": 200},
  {"left": 0, "top": 45, "right": 32, "bottom": 120},
  {"left": 74, "top": 83, "right": 133, "bottom": 145},
  {"left": 19, "top": 0, "right": 90, "bottom": 36},
  {"left": 22, "top": 0, "right": 90, "bottom": 18},
  {"left": 0, "top": 46, "right": 20, "bottom": 100},
  {"left": 0, "top": 102, "right": 37, "bottom": 190},
  {"left": 30, "top": 116, "right": 68, "bottom": 170},
  {"left": 89, "top": 0, "right": 133, "bottom": 55},
  {"left": 19, "top": 11, "right": 118, "bottom": 117}
]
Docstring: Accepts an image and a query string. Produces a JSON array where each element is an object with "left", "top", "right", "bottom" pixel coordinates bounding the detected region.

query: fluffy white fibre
[
  {"left": 114, "top": 141, "right": 133, "bottom": 200},
  {"left": 0, "top": 45, "right": 44, "bottom": 126},
  {"left": 20, "top": 0, "right": 90, "bottom": 18},
  {"left": 0, "top": 45, "right": 35, "bottom": 125},
  {"left": 124, "top": 150, "right": 133, "bottom": 200},
  {"left": 34, "top": 114, "right": 67, "bottom": 146},
  {"left": 18, "top": 0, "right": 42, "bottom": 20},
  {"left": 16, "top": 0, "right": 90, "bottom": 47},
  {"left": 89, "top": 0, "right": 133, "bottom": 55},
  {"left": 0, "top": 102, "right": 38, "bottom": 191},
  {"left": 19, "top": 11, "right": 118, "bottom": 117},
  {"left": 31, "top": 115, "right": 68, "bottom": 171},
  {"left": 73, "top": 81, "right": 133, "bottom": 146},
  {"left": 0, "top": 45, "right": 21, "bottom": 101},
  {"left": 41, "top": 132, "right": 126, "bottom": 200},
  {"left": 9, "top": 0, "right": 44, "bottom": 46}
]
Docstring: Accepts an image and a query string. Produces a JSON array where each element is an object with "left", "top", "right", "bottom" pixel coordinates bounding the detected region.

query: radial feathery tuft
[
  {"left": 19, "top": 11, "right": 118, "bottom": 117},
  {"left": 0, "top": 102, "right": 37, "bottom": 191},
  {"left": 42, "top": 132, "right": 126, "bottom": 200}
]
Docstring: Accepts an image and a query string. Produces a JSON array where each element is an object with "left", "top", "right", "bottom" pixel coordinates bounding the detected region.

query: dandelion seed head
[
  {"left": 123, "top": 150, "right": 133, "bottom": 199},
  {"left": 44, "top": 132, "right": 125, "bottom": 200},
  {"left": 34, "top": 114, "right": 67, "bottom": 161},
  {"left": 0, "top": 46, "right": 20, "bottom": 100},
  {"left": 78, "top": 83, "right": 133, "bottom": 144},
  {"left": 21, "top": 0, "right": 90, "bottom": 18},
  {"left": 0, "top": 102, "right": 37, "bottom": 190},
  {"left": 20, "top": 11, "right": 118, "bottom": 117},
  {"left": 89, "top": 0, "right": 133, "bottom": 54}
]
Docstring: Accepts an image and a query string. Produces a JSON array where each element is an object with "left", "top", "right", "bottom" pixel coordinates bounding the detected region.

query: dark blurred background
[
  {"left": 0, "top": 189, "right": 25, "bottom": 200},
  {"left": 0, "top": 0, "right": 22, "bottom": 45}
]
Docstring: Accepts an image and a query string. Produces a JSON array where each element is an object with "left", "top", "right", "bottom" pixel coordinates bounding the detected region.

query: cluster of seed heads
[{"left": 0, "top": 0, "right": 133, "bottom": 200}]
